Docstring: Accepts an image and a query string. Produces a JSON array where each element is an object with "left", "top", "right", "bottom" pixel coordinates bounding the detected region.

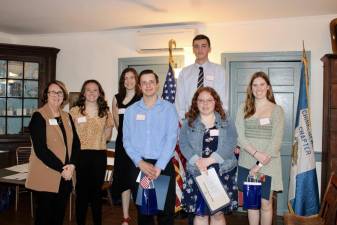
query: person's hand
[
  {"left": 62, "top": 164, "right": 75, "bottom": 180},
  {"left": 196, "top": 157, "right": 215, "bottom": 173},
  {"left": 249, "top": 164, "right": 261, "bottom": 177},
  {"left": 196, "top": 158, "right": 207, "bottom": 172},
  {"left": 138, "top": 160, "right": 156, "bottom": 180},
  {"left": 254, "top": 151, "right": 271, "bottom": 165},
  {"left": 153, "top": 167, "right": 161, "bottom": 180},
  {"left": 205, "top": 157, "right": 216, "bottom": 167}
]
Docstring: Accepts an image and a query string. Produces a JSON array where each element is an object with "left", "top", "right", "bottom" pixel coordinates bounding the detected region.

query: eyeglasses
[
  {"left": 48, "top": 91, "right": 64, "bottom": 97},
  {"left": 197, "top": 99, "right": 215, "bottom": 104}
]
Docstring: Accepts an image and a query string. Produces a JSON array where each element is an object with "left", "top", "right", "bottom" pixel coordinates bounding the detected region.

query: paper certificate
[{"left": 195, "top": 167, "right": 231, "bottom": 213}]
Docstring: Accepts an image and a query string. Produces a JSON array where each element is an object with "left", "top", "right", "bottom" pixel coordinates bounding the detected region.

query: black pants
[
  {"left": 34, "top": 179, "right": 72, "bottom": 225},
  {"left": 130, "top": 159, "right": 176, "bottom": 225},
  {"left": 76, "top": 150, "right": 106, "bottom": 225}
]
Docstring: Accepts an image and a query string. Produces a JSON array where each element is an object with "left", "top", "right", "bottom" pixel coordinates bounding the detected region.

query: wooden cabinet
[
  {"left": 321, "top": 54, "right": 337, "bottom": 198},
  {"left": 0, "top": 43, "right": 59, "bottom": 168}
]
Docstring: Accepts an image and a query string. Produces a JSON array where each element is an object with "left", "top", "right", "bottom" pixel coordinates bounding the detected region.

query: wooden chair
[
  {"left": 284, "top": 173, "right": 337, "bottom": 225},
  {"left": 15, "top": 146, "right": 34, "bottom": 217},
  {"left": 69, "top": 149, "right": 115, "bottom": 221},
  {"left": 101, "top": 150, "right": 115, "bottom": 206}
]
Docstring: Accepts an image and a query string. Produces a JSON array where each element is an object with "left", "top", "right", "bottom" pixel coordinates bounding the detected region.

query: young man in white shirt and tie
[{"left": 175, "top": 34, "right": 228, "bottom": 120}]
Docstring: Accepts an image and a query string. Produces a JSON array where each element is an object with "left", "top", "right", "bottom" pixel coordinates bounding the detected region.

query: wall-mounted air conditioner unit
[{"left": 136, "top": 28, "right": 197, "bottom": 53}]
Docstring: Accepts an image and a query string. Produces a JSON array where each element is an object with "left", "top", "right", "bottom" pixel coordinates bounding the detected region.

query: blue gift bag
[
  {"left": 243, "top": 177, "right": 262, "bottom": 210},
  {"left": 140, "top": 187, "right": 158, "bottom": 215},
  {"left": 195, "top": 191, "right": 209, "bottom": 216}
]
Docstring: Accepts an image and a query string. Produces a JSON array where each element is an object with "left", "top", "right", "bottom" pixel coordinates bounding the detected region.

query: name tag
[
  {"left": 205, "top": 75, "right": 214, "bottom": 81},
  {"left": 118, "top": 108, "right": 125, "bottom": 114},
  {"left": 136, "top": 114, "right": 146, "bottom": 121},
  {"left": 77, "top": 116, "right": 87, "bottom": 123},
  {"left": 49, "top": 119, "right": 58, "bottom": 125},
  {"left": 210, "top": 129, "right": 219, "bottom": 136},
  {"left": 136, "top": 171, "right": 141, "bottom": 183},
  {"left": 260, "top": 118, "right": 270, "bottom": 125}
]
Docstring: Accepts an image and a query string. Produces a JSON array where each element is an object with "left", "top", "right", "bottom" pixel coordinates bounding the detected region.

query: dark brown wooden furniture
[
  {"left": 321, "top": 54, "right": 337, "bottom": 200},
  {"left": 283, "top": 173, "right": 337, "bottom": 225},
  {"left": 0, "top": 43, "right": 59, "bottom": 168}
]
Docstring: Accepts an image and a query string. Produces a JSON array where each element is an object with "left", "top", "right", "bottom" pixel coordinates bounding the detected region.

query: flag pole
[
  {"left": 302, "top": 41, "right": 310, "bottom": 109},
  {"left": 302, "top": 41, "right": 312, "bottom": 130}
]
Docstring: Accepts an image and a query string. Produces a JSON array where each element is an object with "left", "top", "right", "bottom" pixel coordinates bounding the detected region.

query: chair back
[
  {"left": 16, "top": 146, "right": 32, "bottom": 165},
  {"left": 104, "top": 150, "right": 115, "bottom": 184},
  {"left": 319, "top": 172, "right": 337, "bottom": 225}
]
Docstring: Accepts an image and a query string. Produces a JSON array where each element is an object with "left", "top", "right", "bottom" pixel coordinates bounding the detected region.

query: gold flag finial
[
  {"left": 168, "top": 39, "right": 176, "bottom": 65},
  {"left": 302, "top": 40, "right": 307, "bottom": 61}
]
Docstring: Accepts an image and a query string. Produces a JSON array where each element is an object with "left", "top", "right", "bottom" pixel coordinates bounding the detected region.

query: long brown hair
[
  {"left": 118, "top": 68, "right": 141, "bottom": 100},
  {"left": 186, "top": 87, "right": 226, "bottom": 127},
  {"left": 75, "top": 80, "right": 109, "bottom": 118},
  {"left": 244, "top": 71, "right": 276, "bottom": 118}
]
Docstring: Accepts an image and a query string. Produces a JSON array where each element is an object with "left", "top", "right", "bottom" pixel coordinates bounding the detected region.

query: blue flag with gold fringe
[{"left": 288, "top": 51, "right": 319, "bottom": 216}]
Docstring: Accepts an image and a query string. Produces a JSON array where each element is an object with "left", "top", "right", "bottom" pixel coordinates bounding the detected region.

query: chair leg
[
  {"left": 107, "top": 190, "right": 113, "bottom": 207},
  {"left": 15, "top": 186, "right": 19, "bottom": 211},
  {"left": 30, "top": 192, "right": 34, "bottom": 218}
]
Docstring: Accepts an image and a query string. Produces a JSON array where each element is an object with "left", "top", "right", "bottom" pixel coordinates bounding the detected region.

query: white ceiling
[{"left": 1, "top": 0, "right": 337, "bottom": 34}]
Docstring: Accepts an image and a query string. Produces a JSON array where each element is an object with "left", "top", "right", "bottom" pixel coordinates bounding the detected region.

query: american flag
[
  {"left": 162, "top": 63, "right": 176, "bottom": 103},
  {"left": 161, "top": 63, "right": 186, "bottom": 212},
  {"left": 140, "top": 176, "right": 151, "bottom": 189}
]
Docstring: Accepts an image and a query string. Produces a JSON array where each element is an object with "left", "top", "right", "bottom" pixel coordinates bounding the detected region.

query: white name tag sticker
[
  {"left": 136, "top": 114, "right": 146, "bottom": 121},
  {"left": 260, "top": 118, "right": 270, "bottom": 125},
  {"left": 49, "top": 119, "right": 58, "bottom": 125},
  {"left": 210, "top": 129, "right": 219, "bottom": 136},
  {"left": 205, "top": 75, "right": 214, "bottom": 81},
  {"left": 77, "top": 116, "right": 87, "bottom": 123},
  {"left": 118, "top": 108, "right": 125, "bottom": 114},
  {"left": 136, "top": 171, "right": 141, "bottom": 183}
]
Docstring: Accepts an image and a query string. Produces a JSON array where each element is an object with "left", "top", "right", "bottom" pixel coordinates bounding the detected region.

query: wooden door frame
[
  {"left": 221, "top": 51, "right": 311, "bottom": 111},
  {"left": 220, "top": 51, "right": 322, "bottom": 216},
  {"left": 118, "top": 55, "right": 184, "bottom": 78}
]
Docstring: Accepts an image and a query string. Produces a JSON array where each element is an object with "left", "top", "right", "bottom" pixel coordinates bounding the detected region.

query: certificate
[{"left": 195, "top": 167, "right": 231, "bottom": 213}]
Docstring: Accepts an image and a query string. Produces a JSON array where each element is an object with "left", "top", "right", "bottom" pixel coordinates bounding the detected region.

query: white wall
[
  {"left": 14, "top": 14, "right": 337, "bottom": 154},
  {"left": 0, "top": 32, "right": 17, "bottom": 43}
]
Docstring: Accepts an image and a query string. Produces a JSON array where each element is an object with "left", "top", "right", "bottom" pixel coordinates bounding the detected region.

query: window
[{"left": 0, "top": 60, "right": 39, "bottom": 135}]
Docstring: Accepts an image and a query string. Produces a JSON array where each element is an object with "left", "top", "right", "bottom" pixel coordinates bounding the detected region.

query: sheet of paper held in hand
[{"left": 195, "top": 167, "right": 230, "bottom": 212}]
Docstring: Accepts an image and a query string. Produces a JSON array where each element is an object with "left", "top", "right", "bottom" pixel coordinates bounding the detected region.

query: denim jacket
[{"left": 179, "top": 112, "right": 238, "bottom": 177}]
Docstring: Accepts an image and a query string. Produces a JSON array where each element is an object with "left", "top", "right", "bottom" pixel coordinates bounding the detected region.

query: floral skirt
[{"left": 181, "top": 165, "right": 238, "bottom": 215}]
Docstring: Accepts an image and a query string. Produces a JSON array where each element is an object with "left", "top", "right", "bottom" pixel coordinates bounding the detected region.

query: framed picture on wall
[{"left": 69, "top": 92, "right": 80, "bottom": 109}]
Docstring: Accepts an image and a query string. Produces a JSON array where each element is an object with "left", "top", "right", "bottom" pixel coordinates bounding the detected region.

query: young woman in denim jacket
[{"left": 179, "top": 87, "right": 238, "bottom": 225}]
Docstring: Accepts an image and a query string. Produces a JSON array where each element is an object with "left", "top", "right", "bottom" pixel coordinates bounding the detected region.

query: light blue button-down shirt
[{"left": 123, "top": 97, "right": 179, "bottom": 170}]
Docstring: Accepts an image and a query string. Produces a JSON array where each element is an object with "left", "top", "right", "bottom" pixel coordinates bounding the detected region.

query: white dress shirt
[{"left": 175, "top": 60, "right": 228, "bottom": 119}]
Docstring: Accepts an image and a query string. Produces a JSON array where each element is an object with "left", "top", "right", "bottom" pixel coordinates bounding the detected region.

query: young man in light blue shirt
[{"left": 123, "top": 69, "right": 179, "bottom": 225}]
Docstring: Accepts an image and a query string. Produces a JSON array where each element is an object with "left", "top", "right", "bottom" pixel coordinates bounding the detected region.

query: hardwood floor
[{"left": 0, "top": 192, "right": 284, "bottom": 225}]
